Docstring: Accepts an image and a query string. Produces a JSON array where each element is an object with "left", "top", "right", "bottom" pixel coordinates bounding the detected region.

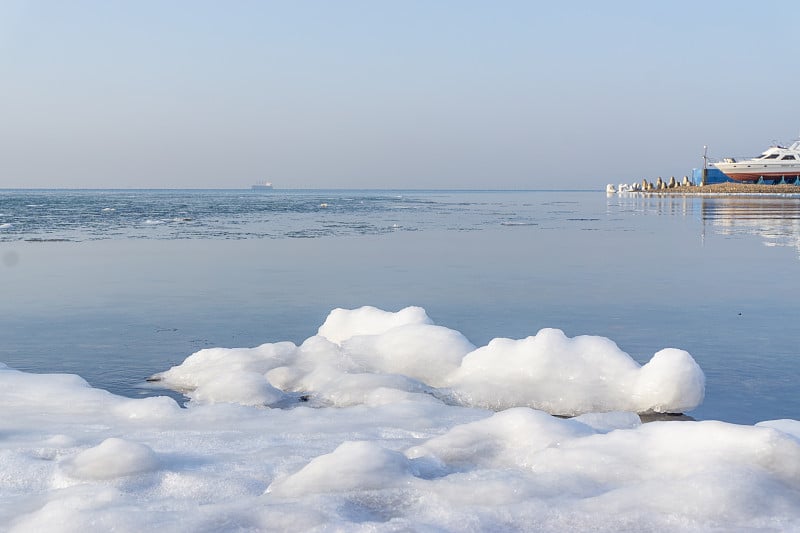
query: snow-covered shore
[{"left": 2, "top": 307, "right": 798, "bottom": 531}]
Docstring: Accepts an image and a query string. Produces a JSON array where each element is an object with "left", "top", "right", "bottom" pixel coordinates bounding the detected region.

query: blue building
[{"left": 690, "top": 167, "right": 735, "bottom": 185}]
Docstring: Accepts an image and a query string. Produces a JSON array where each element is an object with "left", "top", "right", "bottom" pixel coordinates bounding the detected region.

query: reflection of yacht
[
  {"left": 714, "top": 140, "right": 800, "bottom": 183},
  {"left": 701, "top": 196, "right": 800, "bottom": 258},
  {"left": 251, "top": 181, "right": 274, "bottom": 190}
]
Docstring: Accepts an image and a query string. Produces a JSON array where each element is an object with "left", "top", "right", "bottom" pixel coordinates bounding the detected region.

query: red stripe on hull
[{"left": 721, "top": 172, "right": 800, "bottom": 183}]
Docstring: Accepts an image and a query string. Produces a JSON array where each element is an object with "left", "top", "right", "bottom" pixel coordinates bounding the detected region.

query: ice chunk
[
  {"left": 267, "top": 440, "right": 413, "bottom": 496},
  {"left": 317, "top": 305, "right": 432, "bottom": 344},
  {"left": 407, "top": 408, "right": 595, "bottom": 471},
  {"left": 60, "top": 438, "right": 159, "bottom": 479},
  {"left": 447, "top": 328, "right": 704, "bottom": 415},
  {"left": 149, "top": 307, "right": 704, "bottom": 416},
  {"left": 634, "top": 347, "right": 705, "bottom": 414},
  {"left": 341, "top": 323, "right": 475, "bottom": 385},
  {"left": 190, "top": 371, "right": 287, "bottom": 407}
]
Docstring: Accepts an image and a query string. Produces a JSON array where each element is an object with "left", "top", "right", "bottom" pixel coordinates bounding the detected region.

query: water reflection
[
  {"left": 701, "top": 197, "right": 800, "bottom": 257},
  {"left": 610, "top": 193, "right": 800, "bottom": 258},
  {"left": 607, "top": 192, "right": 698, "bottom": 218}
]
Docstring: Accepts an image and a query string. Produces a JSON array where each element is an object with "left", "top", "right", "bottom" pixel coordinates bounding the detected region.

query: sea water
[
  {"left": 2, "top": 189, "right": 800, "bottom": 530},
  {"left": 1, "top": 189, "right": 799, "bottom": 423}
]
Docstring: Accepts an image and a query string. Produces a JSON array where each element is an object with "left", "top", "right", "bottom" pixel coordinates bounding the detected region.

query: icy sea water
[{"left": 1, "top": 189, "right": 799, "bottom": 425}]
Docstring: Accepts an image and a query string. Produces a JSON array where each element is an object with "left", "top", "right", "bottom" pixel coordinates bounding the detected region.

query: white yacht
[{"left": 714, "top": 140, "right": 800, "bottom": 183}]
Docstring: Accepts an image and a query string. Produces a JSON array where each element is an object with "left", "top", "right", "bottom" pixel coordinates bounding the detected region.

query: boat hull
[{"left": 713, "top": 165, "right": 800, "bottom": 183}]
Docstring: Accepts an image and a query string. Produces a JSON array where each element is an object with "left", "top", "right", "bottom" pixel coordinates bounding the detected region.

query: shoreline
[{"left": 637, "top": 183, "right": 800, "bottom": 195}]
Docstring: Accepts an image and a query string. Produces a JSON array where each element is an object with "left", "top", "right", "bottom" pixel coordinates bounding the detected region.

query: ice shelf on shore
[{"left": 2, "top": 307, "right": 799, "bottom": 531}]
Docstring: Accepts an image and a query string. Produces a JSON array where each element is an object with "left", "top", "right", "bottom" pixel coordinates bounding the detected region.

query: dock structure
[
  {"left": 608, "top": 168, "right": 800, "bottom": 195},
  {"left": 607, "top": 180, "right": 800, "bottom": 195},
  {"left": 611, "top": 175, "right": 694, "bottom": 193}
]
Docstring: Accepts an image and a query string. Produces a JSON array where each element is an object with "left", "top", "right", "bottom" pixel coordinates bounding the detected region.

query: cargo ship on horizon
[{"left": 251, "top": 181, "right": 274, "bottom": 190}]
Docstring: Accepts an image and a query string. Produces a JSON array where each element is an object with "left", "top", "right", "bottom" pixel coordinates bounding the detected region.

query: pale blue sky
[{"left": 1, "top": 1, "right": 798, "bottom": 189}]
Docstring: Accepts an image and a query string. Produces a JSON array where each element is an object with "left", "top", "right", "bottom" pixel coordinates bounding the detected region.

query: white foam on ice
[{"left": 2, "top": 306, "right": 798, "bottom": 531}]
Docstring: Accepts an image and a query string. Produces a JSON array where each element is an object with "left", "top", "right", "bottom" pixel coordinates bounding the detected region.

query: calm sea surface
[{"left": 1, "top": 189, "right": 799, "bottom": 424}]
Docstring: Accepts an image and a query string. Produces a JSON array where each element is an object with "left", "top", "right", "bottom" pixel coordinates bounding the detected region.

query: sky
[{"left": 1, "top": 1, "right": 798, "bottom": 190}]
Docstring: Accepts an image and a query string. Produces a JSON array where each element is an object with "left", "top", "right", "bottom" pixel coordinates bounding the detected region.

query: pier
[{"left": 607, "top": 180, "right": 800, "bottom": 195}]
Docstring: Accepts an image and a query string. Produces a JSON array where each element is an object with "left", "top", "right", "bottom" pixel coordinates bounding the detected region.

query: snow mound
[
  {"left": 153, "top": 306, "right": 704, "bottom": 416},
  {"left": 61, "top": 438, "right": 159, "bottom": 480}
]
